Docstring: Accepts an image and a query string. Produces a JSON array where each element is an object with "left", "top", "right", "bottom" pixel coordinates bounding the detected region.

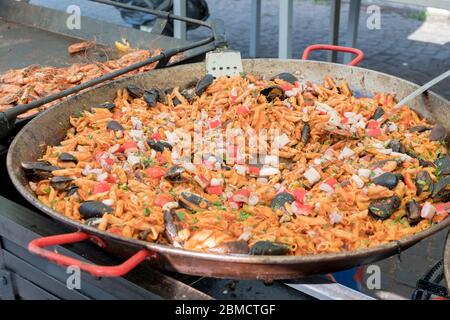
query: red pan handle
[
  {"left": 302, "top": 44, "right": 364, "bottom": 66},
  {"left": 28, "top": 232, "right": 153, "bottom": 277}
]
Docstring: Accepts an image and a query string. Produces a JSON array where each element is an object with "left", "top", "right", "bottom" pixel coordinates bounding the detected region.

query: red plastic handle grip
[
  {"left": 28, "top": 232, "right": 153, "bottom": 277},
  {"left": 302, "top": 44, "right": 364, "bottom": 66}
]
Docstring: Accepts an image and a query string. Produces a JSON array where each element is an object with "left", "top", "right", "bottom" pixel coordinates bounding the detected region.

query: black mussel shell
[
  {"left": 181, "top": 88, "right": 196, "bottom": 103},
  {"left": 164, "top": 165, "right": 185, "bottom": 182},
  {"left": 435, "top": 156, "right": 450, "bottom": 175},
  {"left": 22, "top": 161, "right": 60, "bottom": 181},
  {"left": 208, "top": 240, "right": 250, "bottom": 254},
  {"left": 50, "top": 176, "right": 74, "bottom": 191},
  {"left": 368, "top": 196, "right": 401, "bottom": 220},
  {"left": 163, "top": 209, "right": 179, "bottom": 245},
  {"left": 432, "top": 175, "right": 450, "bottom": 198},
  {"left": 106, "top": 120, "right": 124, "bottom": 131},
  {"left": 301, "top": 122, "right": 310, "bottom": 144},
  {"left": 79, "top": 201, "right": 113, "bottom": 219},
  {"left": 270, "top": 192, "right": 295, "bottom": 210},
  {"left": 406, "top": 200, "right": 422, "bottom": 225},
  {"left": 96, "top": 102, "right": 115, "bottom": 111},
  {"left": 260, "top": 86, "right": 285, "bottom": 102},
  {"left": 195, "top": 74, "right": 214, "bottom": 96},
  {"left": 249, "top": 241, "right": 291, "bottom": 255},
  {"left": 409, "top": 125, "right": 431, "bottom": 133},
  {"left": 173, "top": 96, "right": 182, "bottom": 106},
  {"left": 144, "top": 89, "right": 159, "bottom": 107},
  {"left": 58, "top": 152, "right": 78, "bottom": 163},
  {"left": 372, "top": 106, "right": 385, "bottom": 120},
  {"left": 386, "top": 139, "right": 406, "bottom": 153},
  {"left": 147, "top": 139, "right": 172, "bottom": 152},
  {"left": 415, "top": 171, "right": 433, "bottom": 196},
  {"left": 429, "top": 125, "right": 447, "bottom": 141},
  {"left": 67, "top": 185, "right": 79, "bottom": 196},
  {"left": 126, "top": 84, "right": 144, "bottom": 98},
  {"left": 179, "top": 191, "right": 210, "bottom": 211},
  {"left": 270, "top": 72, "right": 298, "bottom": 84},
  {"left": 372, "top": 172, "right": 399, "bottom": 190}
]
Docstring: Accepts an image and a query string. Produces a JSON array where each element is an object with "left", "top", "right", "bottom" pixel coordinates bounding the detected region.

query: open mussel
[
  {"left": 50, "top": 176, "right": 74, "bottom": 191},
  {"left": 409, "top": 125, "right": 431, "bottom": 133},
  {"left": 96, "top": 102, "right": 115, "bottom": 111},
  {"left": 372, "top": 106, "right": 384, "bottom": 120},
  {"left": 66, "top": 185, "right": 79, "bottom": 196},
  {"left": 106, "top": 120, "right": 124, "bottom": 132},
  {"left": 144, "top": 89, "right": 159, "bottom": 107},
  {"left": 208, "top": 240, "right": 250, "bottom": 255},
  {"left": 386, "top": 139, "right": 406, "bottom": 154},
  {"left": 432, "top": 175, "right": 450, "bottom": 198},
  {"left": 22, "top": 161, "right": 60, "bottom": 181},
  {"left": 368, "top": 196, "right": 401, "bottom": 220},
  {"left": 179, "top": 191, "right": 210, "bottom": 211},
  {"left": 147, "top": 139, "right": 172, "bottom": 152},
  {"left": 429, "top": 125, "right": 447, "bottom": 141},
  {"left": 260, "top": 86, "right": 285, "bottom": 102},
  {"left": 372, "top": 172, "right": 399, "bottom": 190},
  {"left": 301, "top": 122, "right": 310, "bottom": 144},
  {"left": 435, "top": 156, "right": 450, "bottom": 175},
  {"left": 270, "top": 72, "right": 298, "bottom": 84},
  {"left": 249, "top": 241, "right": 291, "bottom": 255},
  {"left": 415, "top": 171, "right": 433, "bottom": 196},
  {"left": 163, "top": 202, "right": 183, "bottom": 247},
  {"left": 126, "top": 84, "right": 144, "bottom": 98},
  {"left": 195, "top": 74, "right": 214, "bottom": 96},
  {"left": 79, "top": 201, "right": 113, "bottom": 219},
  {"left": 58, "top": 152, "right": 78, "bottom": 163},
  {"left": 164, "top": 165, "right": 185, "bottom": 182},
  {"left": 406, "top": 200, "right": 421, "bottom": 225},
  {"left": 270, "top": 192, "right": 295, "bottom": 210}
]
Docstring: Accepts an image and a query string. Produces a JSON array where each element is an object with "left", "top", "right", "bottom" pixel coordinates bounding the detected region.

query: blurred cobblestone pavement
[{"left": 30, "top": 0, "right": 450, "bottom": 298}]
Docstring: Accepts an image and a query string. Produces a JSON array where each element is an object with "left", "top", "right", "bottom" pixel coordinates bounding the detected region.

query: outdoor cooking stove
[{"left": 0, "top": 1, "right": 446, "bottom": 300}]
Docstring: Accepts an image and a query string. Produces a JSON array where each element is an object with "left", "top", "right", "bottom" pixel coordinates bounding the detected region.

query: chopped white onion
[
  {"left": 329, "top": 212, "right": 342, "bottom": 224},
  {"left": 358, "top": 168, "right": 372, "bottom": 179},
  {"left": 102, "top": 199, "right": 114, "bottom": 206},
  {"left": 210, "top": 178, "right": 223, "bottom": 186},
  {"left": 319, "top": 183, "right": 335, "bottom": 193},
  {"left": 421, "top": 202, "right": 436, "bottom": 220},
  {"left": 304, "top": 167, "right": 321, "bottom": 184},
  {"left": 274, "top": 133, "right": 290, "bottom": 149},
  {"left": 351, "top": 174, "right": 365, "bottom": 188},
  {"left": 126, "top": 154, "right": 141, "bottom": 166},
  {"left": 248, "top": 194, "right": 259, "bottom": 206},
  {"left": 96, "top": 172, "right": 108, "bottom": 182},
  {"left": 259, "top": 167, "right": 280, "bottom": 177},
  {"left": 234, "top": 164, "right": 247, "bottom": 176},
  {"left": 338, "top": 147, "right": 355, "bottom": 160}
]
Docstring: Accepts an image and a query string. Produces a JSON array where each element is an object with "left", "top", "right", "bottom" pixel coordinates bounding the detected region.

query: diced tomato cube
[
  {"left": 248, "top": 166, "right": 261, "bottom": 175},
  {"left": 122, "top": 141, "right": 138, "bottom": 151},
  {"left": 436, "top": 202, "right": 450, "bottom": 214},
  {"left": 154, "top": 194, "right": 174, "bottom": 207},
  {"left": 146, "top": 167, "right": 167, "bottom": 179},
  {"left": 293, "top": 188, "right": 307, "bottom": 203},
  {"left": 209, "top": 119, "right": 221, "bottom": 129},
  {"left": 108, "top": 227, "right": 123, "bottom": 235},
  {"left": 293, "top": 202, "right": 313, "bottom": 215},
  {"left": 324, "top": 178, "right": 339, "bottom": 188},
  {"left": 151, "top": 132, "right": 161, "bottom": 141},
  {"left": 232, "top": 189, "right": 250, "bottom": 202},
  {"left": 105, "top": 174, "right": 117, "bottom": 184},
  {"left": 92, "top": 181, "right": 110, "bottom": 195},
  {"left": 367, "top": 128, "right": 382, "bottom": 137},
  {"left": 367, "top": 120, "right": 380, "bottom": 129},
  {"left": 342, "top": 117, "right": 349, "bottom": 124},
  {"left": 206, "top": 185, "right": 223, "bottom": 195}
]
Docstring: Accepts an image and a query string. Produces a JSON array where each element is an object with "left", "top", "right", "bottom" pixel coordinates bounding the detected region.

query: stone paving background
[{"left": 29, "top": 0, "right": 450, "bottom": 299}]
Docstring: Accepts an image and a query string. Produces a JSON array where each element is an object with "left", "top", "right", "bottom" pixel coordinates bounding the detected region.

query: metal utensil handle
[
  {"left": 395, "top": 69, "right": 450, "bottom": 108},
  {"left": 28, "top": 232, "right": 153, "bottom": 277},
  {"left": 302, "top": 44, "right": 364, "bottom": 66}
]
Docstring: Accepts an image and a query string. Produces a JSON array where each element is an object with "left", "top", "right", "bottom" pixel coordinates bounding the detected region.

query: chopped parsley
[
  {"left": 176, "top": 212, "right": 186, "bottom": 221},
  {"left": 238, "top": 210, "right": 252, "bottom": 221},
  {"left": 120, "top": 184, "right": 129, "bottom": 191},
  {"left": 389, "top": 114, "right": 401, "bottom": 122},
  {"left": 43, "top": 186, "right": 51, "bottom": 194},
  {"left": 191, "top": 226, "right": 199, "bottom": 231},
  {"left": 141, "top": 157, "right": 154, "bottom": 167},
  {"left": 143, "top": 208, "right": 152, "bottom": 216}
]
